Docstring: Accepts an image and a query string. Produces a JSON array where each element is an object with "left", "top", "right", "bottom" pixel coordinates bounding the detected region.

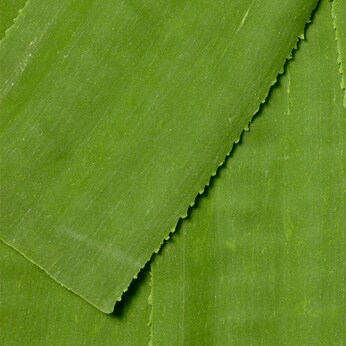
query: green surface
[
  {"left": 0, "top": 6, "right": 151, "bottom": 345},
  {"left": 0, "top": 0, "right": 27, "bottom": 40},
  {"left": 0, "top": 0, "right": 317, "bottom": 312},
  {"left": 332, "top": 0, "right": 346, "bottom": 106},
  {"left": 0, "top": 240, "right": 151, "bottom": 345},
  {"left": 151, "top": 1, "right": 346, "bottom": 344}
]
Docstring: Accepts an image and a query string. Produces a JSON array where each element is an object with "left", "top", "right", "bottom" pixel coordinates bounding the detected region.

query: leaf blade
[{"left": 0, "top": 0, "right": 318, "bottom": 312}]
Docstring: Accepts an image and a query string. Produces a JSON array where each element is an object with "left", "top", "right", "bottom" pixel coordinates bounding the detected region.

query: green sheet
[
  {"left": 151, "top": 1, "right": 346, "bottom": 344},
  {"left": 0, "top": 0, "right": 317, "bottom": 312}
]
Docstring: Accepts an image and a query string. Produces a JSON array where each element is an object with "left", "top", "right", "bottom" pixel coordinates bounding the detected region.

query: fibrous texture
[
  {"left": 0, "top": 0, "right": 317, "bottom": 312},
  {"left": 151, "top": 1, "right": 346, "bottom": 344},
  {"left": 1, "top": 0, "right": 345, "bottom": 344}
]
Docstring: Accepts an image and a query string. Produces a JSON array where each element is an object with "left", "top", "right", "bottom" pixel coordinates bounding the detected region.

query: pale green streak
[
  {"left": 151, "top": 1, "right": 346, "bottom": 344},
  {"left": 332, "top": 0, "right": 346, "bottom": 106}
]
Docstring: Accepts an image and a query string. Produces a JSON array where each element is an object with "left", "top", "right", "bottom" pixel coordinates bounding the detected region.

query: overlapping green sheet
[
  {"left": 151, "top": 1, "right": 346, "bottom": 344},
  {"left": 332, "top": 0, "right": 346, "bottom": 106},
  {"left": 0, "top": 241, "right": 151, "bottom": 345},
  {"left": 0, "top": 0, "right": 27, "bottom": 39},
  {"left": 0, "top": 0, "right": 318, "bottom": 312}
]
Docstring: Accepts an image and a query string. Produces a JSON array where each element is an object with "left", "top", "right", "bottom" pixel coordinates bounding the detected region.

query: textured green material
[
  {"left": 0, "top": 7, "right": 150, "bottom": 343},
  {"left": 0, "top": 241, "right": 151, "bottom": 346},
  {"left": 0, "top": 0, "right": 317, "bottom": 312},
  {"left": 332, "top": 0, "right": 346, "bottom": 106},
  {"left": 151, "top": 1, "right": 346, "bottom": 344},
  {"left": 0, "top": 0, "right": 27, "bottom": 40}
]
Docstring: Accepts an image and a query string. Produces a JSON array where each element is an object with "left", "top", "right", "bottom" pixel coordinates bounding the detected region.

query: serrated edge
[
  {"left": 111, "top": 0, "right": 321, "bottom": 316},
  {"left": 0, "top": 0, "right": 29, "bottom": 42}
]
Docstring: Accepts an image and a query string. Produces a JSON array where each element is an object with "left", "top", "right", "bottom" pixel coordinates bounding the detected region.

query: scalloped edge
[{"left": 331, "top": 0, "right": 346, "bottom": 107}]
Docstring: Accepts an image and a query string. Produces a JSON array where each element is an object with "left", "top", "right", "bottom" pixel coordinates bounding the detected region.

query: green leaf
[
  {"left": 332, "top": 0, "right": 346, "bottom": 106},
  {"left": 0, "top": 0, "right": 317, "bottom": 312},
  {"left": 151, "top": 1, "right": 346, "bottom": 344},
  {"left": 0, "top": 240, "right": 151, "bottom": 345},
  {"left": 0, "top": 0, "right": 27, "bottom": 40}
]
